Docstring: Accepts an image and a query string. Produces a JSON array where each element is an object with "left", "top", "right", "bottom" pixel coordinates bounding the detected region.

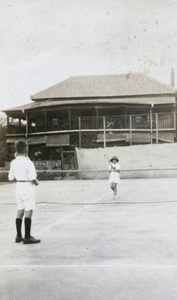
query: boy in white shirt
[
  {"left": 8, "top": 140, "right": 41, "bottom": 244},
  {"left": 108, "top": 156, "right": 121, "bottom": 199}
]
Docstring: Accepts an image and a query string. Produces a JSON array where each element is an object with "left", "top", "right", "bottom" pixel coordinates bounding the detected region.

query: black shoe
[
  {"left": 23, "top": 236, "right": 41, "bottom": 244},
  {"left": 15, "top": 236, "right": 24, "bottom": 243}
]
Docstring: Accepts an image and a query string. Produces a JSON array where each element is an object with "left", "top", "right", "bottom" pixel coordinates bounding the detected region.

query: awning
[
  {"left": 6, "top": 134, "right": 69, "bottom": 146},
  {"left": 28, "top": 136, "right": 46, "bottom": 145},
  {"left": 6, "top": 136, "right": 46, "bottom": 145}
]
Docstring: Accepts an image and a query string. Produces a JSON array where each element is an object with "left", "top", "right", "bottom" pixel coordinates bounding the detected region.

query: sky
[{"left": 1, "top": 0, "right": 177, "bottom": 111}]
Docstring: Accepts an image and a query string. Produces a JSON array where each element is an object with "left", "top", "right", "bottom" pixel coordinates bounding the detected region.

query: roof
[
  {"left": 31, "top": 73, "right": 176, "bottom": 100},
  {"left": 3, "top": 97, "right": 176, "bottom": 114}
]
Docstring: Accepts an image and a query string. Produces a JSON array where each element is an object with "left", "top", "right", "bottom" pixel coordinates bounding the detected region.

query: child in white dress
[{"left": 108, "top": 156, "right": 120, "bottom": 199}]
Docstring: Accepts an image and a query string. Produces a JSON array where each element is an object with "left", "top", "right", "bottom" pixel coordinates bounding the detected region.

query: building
[{"left": 2, "top": 72, "right": 177, "bottom": 170}]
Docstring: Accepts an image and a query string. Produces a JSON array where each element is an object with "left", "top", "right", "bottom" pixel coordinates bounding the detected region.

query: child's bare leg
[
  {"left": 25, "top": 210, "right": 33, "bottom": 219},
  {"left": 114, "top": 184, "right": 117, "bottom": 196},
  {"left": 17, "top": 209, "right": 24, "bottom": 219},
  {"left": 111, "top": 183, "right": 116, "bottom": 195},
  {"left": 110, "top": 183, "right": 114, "bottom": 191},
  {"left": 110, "top": 183, "right": 117, "bottom": 198}
]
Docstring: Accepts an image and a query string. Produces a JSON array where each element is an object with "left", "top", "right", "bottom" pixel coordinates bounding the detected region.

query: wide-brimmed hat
[{"left": 110, "top": 156, "right": 119, "bottom": 162}]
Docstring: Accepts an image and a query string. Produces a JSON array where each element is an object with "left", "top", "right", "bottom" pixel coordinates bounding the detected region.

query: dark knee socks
[
  {"left": 24, "top": 217, "right": 32, "bottom": 238},
  {"left": 16, "top": 218, "right": 22, "bottom": 237},
  {"left": 16, "top": 217, "right": 33, "bottom": 238}
]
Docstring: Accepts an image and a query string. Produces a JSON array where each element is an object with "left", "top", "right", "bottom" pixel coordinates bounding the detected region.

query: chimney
[{"left": 171, "top": 68, "right": 175, "bottom": 87}]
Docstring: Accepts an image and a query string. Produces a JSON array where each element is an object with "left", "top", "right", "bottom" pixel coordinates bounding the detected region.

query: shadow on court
[{"left": 1, "top": 178, "right": 177, "bottom": 300}]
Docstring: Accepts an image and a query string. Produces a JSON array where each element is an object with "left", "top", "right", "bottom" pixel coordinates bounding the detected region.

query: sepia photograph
[{"left": 1, "top": 0, "right": 177, "bottom": 299}]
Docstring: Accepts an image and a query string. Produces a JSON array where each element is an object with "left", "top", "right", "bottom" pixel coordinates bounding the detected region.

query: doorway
[{"left": 61, "top": 151, "right": 77, "bottom": 178}]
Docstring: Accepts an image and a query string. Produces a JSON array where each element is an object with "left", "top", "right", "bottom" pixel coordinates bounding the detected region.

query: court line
[
  {"left": 1, "top": 264, "right": 177, "bottom": 269},
  {"left": 38, "top": 192, "right": 111, "bottom": 237},
  {"left": 1, "top": 199, "right": 177, "bottom": 206},
  {"left": 37, "top": 200, "right": 177, "bottom": 205}
]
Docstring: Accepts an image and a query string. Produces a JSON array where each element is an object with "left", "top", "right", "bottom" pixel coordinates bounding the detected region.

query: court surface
[{"left": 1, "top": 178, "right": 177, "bottom": 300}]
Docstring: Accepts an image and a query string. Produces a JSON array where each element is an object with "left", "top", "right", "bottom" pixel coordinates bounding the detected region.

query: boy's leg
[
  {"left": 23, "top": 210, "right": 41, "bottom": 244},
  {"left": 15, "top": 209, "right": 24, "bottom": 243}
]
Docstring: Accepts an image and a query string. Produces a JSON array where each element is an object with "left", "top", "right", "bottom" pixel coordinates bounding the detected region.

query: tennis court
[{"left": 1, "top": 177, "right": 177, "bottom": 300}]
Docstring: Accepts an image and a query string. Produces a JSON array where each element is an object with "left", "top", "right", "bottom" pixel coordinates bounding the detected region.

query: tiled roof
[{"left": 31, "top": 73, "right": 176, "bottom": 100}]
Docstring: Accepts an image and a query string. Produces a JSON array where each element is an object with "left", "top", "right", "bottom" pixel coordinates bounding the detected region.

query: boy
[
  {"left": 108, "top": 156, "right": 121, "bottom": 199},
  {"left": 8, "top": 140, "right": 41, "bottom": 244}
]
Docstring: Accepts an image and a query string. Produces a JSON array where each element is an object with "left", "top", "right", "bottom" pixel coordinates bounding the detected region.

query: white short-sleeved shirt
[
  {"left": 108, "top": 162, "right": 121, "bottom": 184},
  {"left": 8, "top": 156, "right": 37, "bottom": 181}
]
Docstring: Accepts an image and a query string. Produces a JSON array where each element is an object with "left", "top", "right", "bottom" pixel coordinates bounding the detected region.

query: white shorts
[{"left": 15, "top": 182, "right": 36, "bottom": 211}]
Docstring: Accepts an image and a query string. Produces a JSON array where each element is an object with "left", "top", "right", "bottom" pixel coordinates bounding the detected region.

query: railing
[
  {"left": 8, "top": 124, "right": 26, "bottom": 134},
  {"left": 7, "top": 112, "right": 176, "bottom": 135}
]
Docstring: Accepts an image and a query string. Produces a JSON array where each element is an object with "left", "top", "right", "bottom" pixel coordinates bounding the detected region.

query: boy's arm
[
  {"left": 8, "top": 162, "right": 15, "bottom": 181},
  {"left": 28, "top": 161, "right": 39, "bottom": 185}
]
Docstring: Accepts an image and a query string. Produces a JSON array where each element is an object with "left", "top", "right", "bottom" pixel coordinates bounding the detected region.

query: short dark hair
[{"left": 15, "top": 140, "right": 28, "bottom": 155}]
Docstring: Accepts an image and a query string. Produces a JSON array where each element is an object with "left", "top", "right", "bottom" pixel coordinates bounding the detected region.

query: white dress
[{"left": 108, "top": 162, "right": 121, "bottom": 184}]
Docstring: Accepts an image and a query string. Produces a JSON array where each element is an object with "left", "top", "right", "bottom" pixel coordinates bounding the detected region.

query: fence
[{"left": 1, "top": 168, "right": 177, "bottom": 182}]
